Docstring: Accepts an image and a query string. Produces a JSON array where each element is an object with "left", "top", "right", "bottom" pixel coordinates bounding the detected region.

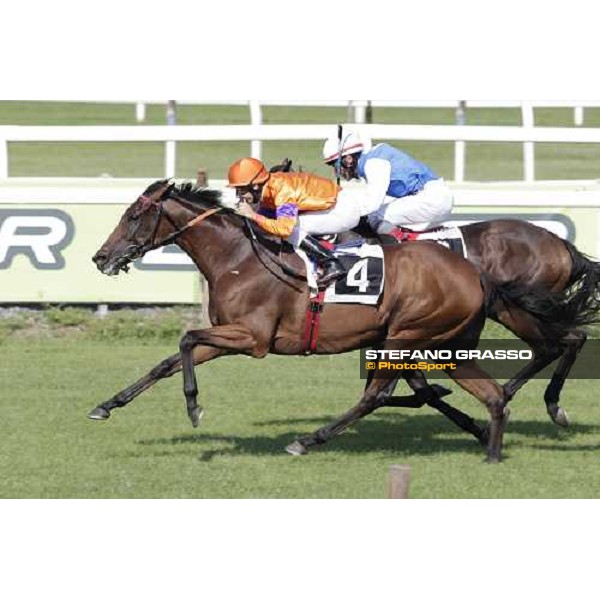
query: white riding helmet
[{"left": 322, "top": 129, "right": 372, "bottom": 164}]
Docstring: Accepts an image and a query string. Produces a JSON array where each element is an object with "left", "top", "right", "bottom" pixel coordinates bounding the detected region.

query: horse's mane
[
  {"left": 159, "top": 179, "right": 290, "bottom": 252},
  {"left": 166, "top": 180, "right": 254, "bottom": 231},
  {"left": 171, "top": 181, "right": 228, "bottom": 210}
]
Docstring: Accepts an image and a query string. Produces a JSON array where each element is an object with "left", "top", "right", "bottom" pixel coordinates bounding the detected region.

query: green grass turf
[
  {"left": 3, "top": 101, "right": 600, "bottom": 180},
  {"left": 1, "top": 331, "right": 600, "bottom": 499}
]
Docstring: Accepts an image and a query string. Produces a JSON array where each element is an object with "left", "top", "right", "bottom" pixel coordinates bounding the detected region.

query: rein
[
  {"left": 139, "top": 197, "right": 222, "bottom": 253},
  {"left": 153, "top": 205, "right": 222, "bottom": 249},
  {"left": 244, "top": 219, "right": 307, "bottom": 281}
]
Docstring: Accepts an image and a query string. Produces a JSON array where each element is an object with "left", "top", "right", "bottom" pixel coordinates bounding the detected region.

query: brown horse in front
[{"left": 88, "top": 180, "right": 562, "bottom": 462}]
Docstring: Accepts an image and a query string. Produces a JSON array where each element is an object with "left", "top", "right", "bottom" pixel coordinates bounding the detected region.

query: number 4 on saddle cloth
[
  {"left": 298, "top": 228, "right": 467, "bottom": 353},
  {"left": 298, "top": 238, "right": 385, "bottom": 354},
  {"left": 325, "top": 242, "right": 385, "bottom": 304},
  {"left": 298, "top": 239, "right": 385, "bottom": 305},
  {"left": 298, "top": 226, "right": 467, "bottom": 306}
]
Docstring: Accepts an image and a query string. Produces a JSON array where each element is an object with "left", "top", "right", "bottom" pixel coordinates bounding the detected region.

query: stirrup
[{"left": 318, "top": 262, "right": 346, "bottom": 287}]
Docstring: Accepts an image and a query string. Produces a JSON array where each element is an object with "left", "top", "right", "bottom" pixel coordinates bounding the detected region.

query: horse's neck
[{"left": 176, "top": 215, "right": 254, "bottom": 283}]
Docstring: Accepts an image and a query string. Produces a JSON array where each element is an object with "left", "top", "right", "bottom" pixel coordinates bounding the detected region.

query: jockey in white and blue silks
[{"left": 322, "top": 129, "right": 454, "bottom": 242}]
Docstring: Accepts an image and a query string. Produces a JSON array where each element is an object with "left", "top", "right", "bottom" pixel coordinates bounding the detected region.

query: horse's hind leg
[
  {"left": 543, "top": 329, "right": 587, "bottom": 427},
  {"left": 491, "top": 306, "right": 564, "bottom": 420},
  {"left": 364, "top": 348, "right": 453, "bottom": 410},
  {"left": 401, "top": 370, "right": 488, "bottom": 445},
  {"left": 363, "top": 354, "right": 485, "bottom": 443},
  {"left": 501, "top": 341, "right": 559, "bottom": 403},
  {"left": 444, "top": 360, "right": 508, "bottom": 463},
  {"left": 286, "top": 377, "right": 397, "bottom": 455},
  {"left": 287, "top": 366, "right": 494, "bottom": 456}
]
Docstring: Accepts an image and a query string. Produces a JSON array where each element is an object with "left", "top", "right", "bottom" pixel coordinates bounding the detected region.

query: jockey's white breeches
[
  {"left": 288, "top": 189, "right": 361, "bottom": 246},
  {"left": 367, "top": 178, "right": 454, "bottom": 231}
]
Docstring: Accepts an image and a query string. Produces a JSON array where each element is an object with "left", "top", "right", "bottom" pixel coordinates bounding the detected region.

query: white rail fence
[
  {"left": 22, "top": 100, "right": 596, "bottom": 124},
  {"left": 3, "top": 122, "right": 600, "bottom": 182},
  {"left": 129, "top": 100, "right": 592, "bottom": 125}
]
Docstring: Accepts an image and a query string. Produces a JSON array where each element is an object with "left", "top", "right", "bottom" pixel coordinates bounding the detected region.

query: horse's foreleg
[
  {"left": 88, "top": 343, "right": 223, "bottom": 423},
  {"left": 88, "top": 352, "right": 183, "bottom": 421},
  {"left": 180, "top": 325, "right": 261, "bottom": 427}
]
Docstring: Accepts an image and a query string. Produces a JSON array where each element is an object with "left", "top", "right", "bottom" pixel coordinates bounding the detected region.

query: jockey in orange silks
[{"left": 228, "top": 157, "right": 362, "bottom": 286}]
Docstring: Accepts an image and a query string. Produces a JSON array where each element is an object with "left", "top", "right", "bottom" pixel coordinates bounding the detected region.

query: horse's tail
[
  {"left": 482, "top": 269, "right": 600, "bottom": 339},
  {"left": 561, "top": 239, "right": 600, "bottom": 327}
]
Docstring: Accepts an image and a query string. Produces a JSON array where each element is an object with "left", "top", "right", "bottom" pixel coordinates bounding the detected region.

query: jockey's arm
[
  {"left": 361, "top": 158, "right": 392, "bottom": 215},
  {"left": 253, "top": 202, "right": 298, "bottom": 238}
]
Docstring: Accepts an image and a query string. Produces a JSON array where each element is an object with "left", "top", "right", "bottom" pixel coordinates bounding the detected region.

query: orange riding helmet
[{"left": 227, "top": 157, "right": 270, "bottom": 187}]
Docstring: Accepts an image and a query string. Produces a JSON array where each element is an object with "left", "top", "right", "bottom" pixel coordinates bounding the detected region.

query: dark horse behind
[
  {"left": 353, "top": 214, "right": 600, "bottom": 427},
  {"left": 89, "top": 180, "right": 594, "bottom": 462},
  {"left": 273, "top": 157, "right": 600, "bottom": 426}
]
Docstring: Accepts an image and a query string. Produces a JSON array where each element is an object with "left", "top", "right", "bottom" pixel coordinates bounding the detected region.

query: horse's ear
[{"left": 269, "top": 158, "right": 294, "bottom": 173}]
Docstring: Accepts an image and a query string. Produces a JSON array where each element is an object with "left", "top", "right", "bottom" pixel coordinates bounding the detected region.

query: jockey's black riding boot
[{"left": 300, "top": 235, "right": 346, "bottom": 287}]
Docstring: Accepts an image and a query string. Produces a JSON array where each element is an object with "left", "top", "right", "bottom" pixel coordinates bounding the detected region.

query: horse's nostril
[{"left": 93, "top": 253, "right": 106, "bottom": 265}]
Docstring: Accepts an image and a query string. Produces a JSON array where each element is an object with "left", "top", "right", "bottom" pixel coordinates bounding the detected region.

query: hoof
[
  {"left": 88, "top": 406, "right": 110, "bottom": 421},
  {"left": 188, "top": 406, "right": 204, "bottom": 428},
  {"left": 547, "top": 404, "right": 570, "bottom": 428},
  {"left": 285, "top": 440, "right": 308, "bottom": 456}
]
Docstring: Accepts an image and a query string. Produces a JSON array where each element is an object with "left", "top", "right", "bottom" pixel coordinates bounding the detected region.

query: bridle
[
  {"left": 126, "top": 188, "right": 306, "bottom": 285},
  {"left": 130, "top": 192, "right": 222, "bottom": 257}
]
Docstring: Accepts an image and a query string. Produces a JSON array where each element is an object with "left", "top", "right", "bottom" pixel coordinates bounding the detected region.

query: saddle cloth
[{"left": 297, "top": 240, "right": 385, "bottom": 305}]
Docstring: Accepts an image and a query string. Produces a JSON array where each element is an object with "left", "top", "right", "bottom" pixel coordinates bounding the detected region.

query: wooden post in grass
[
  {"left": 96, "top": 304, "right": 109, "bottom": 318},
  {"left": 388, "top": 464, "right": 411, "bottom": 499}
]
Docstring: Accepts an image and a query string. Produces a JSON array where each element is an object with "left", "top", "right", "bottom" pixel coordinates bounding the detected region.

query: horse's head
[{"left": 93, "top": 179, "right": 175, "bottom": 275}]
